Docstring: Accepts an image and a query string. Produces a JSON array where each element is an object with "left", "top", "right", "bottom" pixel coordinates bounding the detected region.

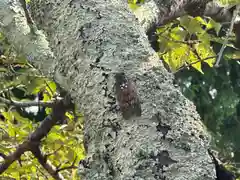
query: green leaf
[
  {"left": 47, "top": 131, "right": 65, "bottom": 142},
  {"left": 225, "top": 50, "right": 240, "bottom": 60},
  {"left": 45, "top": 81, "right": 56, "bottom": 96},
  {"left": 128, "top": 3, "right": 139, "bottom": 10},
  {"left": 195, "top": 43, "right": 216, "bottom": 67},
  {"left": 194, "top": 17, "right": 207, "bottom": 26},
  {"left": 67, "top": 149, "right": 75, "bottom": 160},
  {"left": 219, "top": 0, "right": 240, "bottom": 5},
  {"left": 187, "top": 18, "right": 204, "bottom": 34},
  {"left": 170, "top": 27, "right": 188, "bottom": 41},
  {"left": 206, "top": 19, "right": 222, "bottom": 35},
  {"left": 12, "top": 110, "right": 32, "bottom": 123},
  {"left": 180, "top": 16, "right": 191, "bottom": 29},
  {"left": 45, "top": 107, "right": 52, "bottom": 115},
  {"left": 191, "top": 61, "right": 204, "bottom": 74},
  {"left": 27, "top": 78, "right": 46, "bottom": 94},
  {"left": 0, "top": 67, "right": 7, "bottom": 72},
  {"left": 2, "top": 111, "right": 14, "bottom": 121},
  {"left": 162, "top": 44, "right": 193, "bottom": 71},
  {"left": 6, "top": 122, "right": 15, "bottom": 137}
]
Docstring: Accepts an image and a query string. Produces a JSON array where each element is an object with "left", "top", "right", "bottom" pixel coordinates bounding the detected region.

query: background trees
[{"left": 0, "top": 0, "right": 239, "bottom": 179}]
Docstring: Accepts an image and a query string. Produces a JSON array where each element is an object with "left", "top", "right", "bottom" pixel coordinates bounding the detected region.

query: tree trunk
[{"left": 0, "top": 0, "right": 216, "bottom": 179}]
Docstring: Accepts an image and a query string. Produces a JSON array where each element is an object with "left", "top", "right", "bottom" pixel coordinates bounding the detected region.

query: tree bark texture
[{"left": 0, "top": 0, "right": 218, "bottom": 179}]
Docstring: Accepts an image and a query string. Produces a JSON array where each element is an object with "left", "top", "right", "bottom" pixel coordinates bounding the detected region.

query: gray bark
[{"left": 0, "top": 0, "right": 216, "bottom": 179}]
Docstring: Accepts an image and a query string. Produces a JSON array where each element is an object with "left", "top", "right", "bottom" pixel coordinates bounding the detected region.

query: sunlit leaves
[
  {"left": 0, "top": 106, "right": 84, "bottom": 179},
  {"left": 45, "top": 81, "right": 56, "bottom": 96},
  {"left": 180, "top": 16, "right": 204, "bottom": 34},
  {"left": 194, "top": 43, "right": 216, "bottom": 67},
  {"left": 41, "top": 119, "right": 84, "bottom": 178},
  {"left": 206, "top": 19, "right": 222, "bottom": 35},
  {"left": 127, "top": 0, "right": 227, "bottom": 74},
  {"left": 26, "top": 77, "right": 47, "bottom": 95},
  {"left": 219, "top": 0, "right": 240, "bottom": 5},
  {"left": 0, "top": 33, "right": 84, "bottom": 179},
  {"left": 128, "top": 0, "right": 144, "bottom": 10},
  {"left": 225, "top": 50, "right": 240, "bottom": 59},
  {"left": 161, "top": 44, "right": 193, "bottom": 71},
  {"left": 157, "top": 16, "right": 219, "bottom": 73}
]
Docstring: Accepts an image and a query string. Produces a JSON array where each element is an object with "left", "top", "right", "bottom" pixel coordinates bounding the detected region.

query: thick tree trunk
[{"left": 0, "top": 0, "right": 218, "bottom": 179}]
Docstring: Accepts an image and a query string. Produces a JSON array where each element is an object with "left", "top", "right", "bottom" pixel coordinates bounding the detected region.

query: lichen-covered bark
[
  {"left": 1, "top": 0, "right": 215, "bottom": 179},
  {"left": 0, "top": 0, "right": 55, "bottom": 76}
]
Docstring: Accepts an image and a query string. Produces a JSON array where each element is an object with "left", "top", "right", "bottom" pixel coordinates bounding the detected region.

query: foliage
[
  {"left": 219, "top": 0, "right": 240, "bottom": 5},
  {"left": 0, "top": 0, "right": 239, "bottom": 178},
  {"left": 128, "top": 0, "right": 144, "bottom": 10},
  {"left": 0, "top": 33, "right": 85, "bottom": 179},
  {"left": 128, "top": 0, "right": 234, "bottom": 74},
  {"left": 128, "top": 0, "right": 240, "bottom": 176},
  {"left": 156, "top": 16, "right": 219, "bottom": 73},
  {"left": 154, "top": 6, "right": 240, "bottom": 178}
]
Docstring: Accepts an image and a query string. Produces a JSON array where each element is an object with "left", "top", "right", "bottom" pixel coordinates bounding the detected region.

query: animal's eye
[{"left": 120, "top": 83, "right": 127, "bottom": 89}]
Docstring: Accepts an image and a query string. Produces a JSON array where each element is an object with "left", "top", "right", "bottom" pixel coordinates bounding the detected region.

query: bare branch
[
  {"left": 204, "top": 2, "right": 237, "bottom": 23},
  {"left": 0, "top": 97, "right": 68, "bottom": 176},
  {"left": 45, "top": 145, "right": 64, "bottom": 158},
  {"left": 37, "top": 166, "right": 50, "bottom": 179},
  {"left": 0, "top": 85, "right": 26, "bottom": 95},
  {"left": 56, "top": 156, "right": 78, "bottom": 173},
  {"left": 31, "top": 146, "right": 65, "bottom": 180},
  {"left": 29, "top": 99, "right": 66, "bottom": 142},
  {"left": 0, "top": 96, "right": 55, "bottom": 108},
  {"left": 215, "top": 5, "right": 240, "bottom": 67},
  {"left": 0, "top": 141, "right": 30, "bottom": 173},
  {"left": 175, "top": 56, "right": 217, "bottom": 73},
  {"left": 0, "top": 0, "right": 55, "bottom": 76},
  {"left": 56, "top": 165, "right": 78, "bottom": 173}
]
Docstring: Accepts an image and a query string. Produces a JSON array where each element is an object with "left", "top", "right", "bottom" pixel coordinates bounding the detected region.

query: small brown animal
[{"left": 115, "top": 72, "right": 142, "bottom": 119}]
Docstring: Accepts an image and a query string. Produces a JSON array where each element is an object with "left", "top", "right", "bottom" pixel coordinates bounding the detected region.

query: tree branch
[
  {"left": 0, "top": 141, "right": 30, "bottom": 173},
  {"left": 56, "top": 157, "right": 78, "bottom": 173},
  {"left": 0, "top": 0, "right": 56, "bottom": 77},
  {"left": 31, "top": 145, "right": 65, "bottom": 180},
  {"left": 138, "top": 0, "right": 239, "bottom": 53},
  {"left": 215, "top": 5, "right": 240, "bottom": 67},
  {"left": 175, "top": 55, "right": 217, "bottom": 73},
  {"left": 0, "top": 96, "right": 69, "bottom": 179},
  {"left": 0, "top": 96, "right": 55, "bottom": 108}
]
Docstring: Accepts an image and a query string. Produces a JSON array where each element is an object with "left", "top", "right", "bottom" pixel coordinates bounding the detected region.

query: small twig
[
  {"left": 56, "top": 156, "right": 78, "bottom": 173},
  {"left": 0, "top": 85, "right": 25, "bottom": 95},
  {"left": 31, "top": 146, "right": 64, "bottom": 180},
  {"left": 45, "top": 145, "right": 63, "bottom": 158},
  {"left": 56, "top": 162, "right": 62, "bottom": 170},
  {"left": 0, "top": 89, "right": 74, "bottom": 179},
  {"left": 19, "top": 0, "right": 36, "bottom": 35},
  {"left": 175, "top": 55, "right": 217, "bottom": 73},
  {"left": 0, "top": 141, "right": 30, "bottom": 173},
  {"left": 18, "top": 158, "right": 22, "bottom": 167},
  {"left": 160, "top": 34, "right": 201, "bottom": 45},
  {"left": 0, "top": 96, "right": 56, "bottom": 108},
  {"left": 44, "top": 80, "right": 55, "bottom": 97},
  {"left": 56, "top": 165, "right": 78, "bottom": 173},
  {"left": 19, "top": 0, "right": 34, "bottom": 25},
  {"left": 0, "top": 97, "right": 68, "bottom": 175},
  {"left": 215, "top": 5, "right": 240, "bottom": 67},
  {"left": 37, "top": 166, "right": 49, "bottom": 179}
]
